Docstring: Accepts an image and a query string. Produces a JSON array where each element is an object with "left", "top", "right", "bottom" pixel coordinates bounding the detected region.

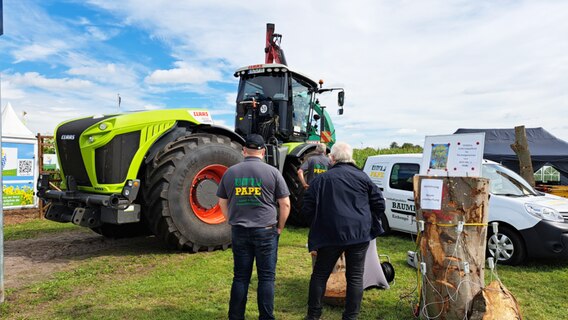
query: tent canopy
[
  {"left": 1, "top": 102, "right": 35, "bottom": 140},
  {"left": 455, "top": 128, "right": 568, "bottom": 184}
]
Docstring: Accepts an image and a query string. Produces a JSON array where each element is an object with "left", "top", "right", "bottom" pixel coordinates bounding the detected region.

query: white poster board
[
  {"left": 420, "top": 179, "right": 444, "bottom": 210},
  {"left": 420, "top": 133, "right": 485, "bottom": 177}
]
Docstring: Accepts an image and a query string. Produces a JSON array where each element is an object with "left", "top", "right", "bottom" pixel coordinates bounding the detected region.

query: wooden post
[
  {"left": 413, "top": 176, "right": 489, "bottom": 319},
  {"left": 37, "top": 134, "right": 59, "bottom": 218},
  {"left": 510, "top": 125, "right": 535, "bottom": 187}
]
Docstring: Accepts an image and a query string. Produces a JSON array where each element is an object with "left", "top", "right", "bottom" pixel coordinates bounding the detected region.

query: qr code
[{"left": 17, "top": 159, "right": 34, "bottom": 176}]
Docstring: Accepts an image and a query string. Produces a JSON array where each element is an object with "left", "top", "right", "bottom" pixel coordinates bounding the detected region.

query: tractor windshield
[
  {"left": 236, "top": 73, "right": 288, "bottom": 102},
  {"left": 291, "top": 77, "right": 311, "bottom": 134}
]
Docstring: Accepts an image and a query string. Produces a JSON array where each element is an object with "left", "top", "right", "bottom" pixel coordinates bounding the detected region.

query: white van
[{"left": 363, "top": 153, "right": 568, "bottom": 265}]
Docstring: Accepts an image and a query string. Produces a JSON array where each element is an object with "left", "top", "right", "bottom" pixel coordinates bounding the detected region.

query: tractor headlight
[{"left": 525, "top": 203, "right": 564, "bottom": 222}]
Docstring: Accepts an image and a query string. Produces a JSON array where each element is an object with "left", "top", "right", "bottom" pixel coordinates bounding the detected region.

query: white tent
[
  {"left": 1, "top": 103, "right": 35, "bottom": 140},
  {"left": 1, "top": 103, "right": 38, "bottom": 209}
]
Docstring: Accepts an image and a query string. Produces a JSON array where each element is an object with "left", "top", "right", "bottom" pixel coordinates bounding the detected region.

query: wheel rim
[
  {"left": 488, "top": 233, "right": 515, "bottom": 261},
  {"left": 189, "top": 164, "right": 227, "bottom": 224}
]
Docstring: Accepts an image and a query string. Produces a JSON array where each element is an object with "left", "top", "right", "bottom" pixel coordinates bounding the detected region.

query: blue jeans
[
  {"left": 229, "top": 225, "right": 279, "bottom": 320},
  {"left": 307, "top": 242, "right": 369, "bottom": 320}
]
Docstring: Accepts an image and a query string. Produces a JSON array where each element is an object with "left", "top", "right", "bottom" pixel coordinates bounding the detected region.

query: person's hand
[
  {"left": 277, "top": 227, "right": 283, "bottom": 234},
  {"left": 303, "top": 183, "right": 309, "bottom": 189}
]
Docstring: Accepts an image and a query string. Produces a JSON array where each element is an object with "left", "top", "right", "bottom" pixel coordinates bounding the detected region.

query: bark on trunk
[
  {"left": 413, "top": 176, "right": 489, "bottom": 319},
  {"left": 510, "top": 125, "right": 535, "bottom": 187}
]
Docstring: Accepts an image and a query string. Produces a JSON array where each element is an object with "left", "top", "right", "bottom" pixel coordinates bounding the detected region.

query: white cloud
[
  {"left": 0, "top": 82, "right": 26, "bottom": 100},
  {"left": 85, "top": 26, "right": 119, "bottom": 41},
  {"left": 145, "top": 61, "right": 222, "bottom": 85},
  {"left": 4, "top": 0, "right": 568, "bottom": 147},
  {"left": 9, "top": 72, "right": 93, "bottom": 90},
  {"left": 67, "top": 62, "right": 139, "bottom": 87},
  {"left": 212, "top": 119, "right": 233, "bottom": 130},
  {"left": 12, "top": 43, "right": 67, "bottom": 63},
  {"left": 396, "top": 129, "right": 418, "bottom": 135}
]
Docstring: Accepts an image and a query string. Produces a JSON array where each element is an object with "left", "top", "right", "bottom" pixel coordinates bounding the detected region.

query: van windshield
[{"left": 482, "top": 163, "right": 538, "bottom": 196}]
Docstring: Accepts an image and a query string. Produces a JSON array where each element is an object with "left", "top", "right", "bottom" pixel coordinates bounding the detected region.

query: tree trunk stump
[
  {"left": 413, "top": 176, "right": 489, "bottom": 319},
  {"left": 510, "top": 125, "right": 535, "bottom": 187}
]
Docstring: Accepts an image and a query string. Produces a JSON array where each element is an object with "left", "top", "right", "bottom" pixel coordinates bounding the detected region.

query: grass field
[{"left": 1, "top": 220, "right": 567, "bottom": 319}]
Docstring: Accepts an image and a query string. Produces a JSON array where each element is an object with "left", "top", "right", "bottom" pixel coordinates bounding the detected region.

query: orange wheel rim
[{"left": 189, "top": 164, "right": 227, "bottom": 224}]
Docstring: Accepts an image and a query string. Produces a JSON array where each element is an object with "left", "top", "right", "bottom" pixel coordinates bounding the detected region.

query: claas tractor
[{"left": 37, "top": 23, "right": 344, "bottom": 251}]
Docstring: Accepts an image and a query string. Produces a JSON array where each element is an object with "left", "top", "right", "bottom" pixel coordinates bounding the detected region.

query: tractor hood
[{"left": 54, "top": 108, "right": 215, "bottom": 192}]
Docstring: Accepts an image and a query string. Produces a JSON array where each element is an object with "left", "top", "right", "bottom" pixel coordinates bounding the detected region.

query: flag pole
[{"left": 0, "top": 0, "right": 6, "bottom": 304}]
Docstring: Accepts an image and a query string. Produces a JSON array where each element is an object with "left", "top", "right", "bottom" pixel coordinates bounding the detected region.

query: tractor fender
[
  {"left": 144, "top": 122, "right": 245, "bottom": 165},
  {"left": 194, "top": 124, "right": 246, "bottom": 146}
]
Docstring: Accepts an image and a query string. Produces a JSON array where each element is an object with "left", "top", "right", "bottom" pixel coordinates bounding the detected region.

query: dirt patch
[
  {"left": 3, "top": 209, "right": 41, "bottom": 225},
  {"left": 4, "top": 229, "right": 168, "bottom": 290}
]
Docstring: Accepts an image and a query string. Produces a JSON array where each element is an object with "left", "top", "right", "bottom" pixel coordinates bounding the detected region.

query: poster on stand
[
  {"left": 2, "top": 141, "right": 37, "bottom": 208},
  {"left": 420, "top": 133, "right": 485, "bottom": 177}
]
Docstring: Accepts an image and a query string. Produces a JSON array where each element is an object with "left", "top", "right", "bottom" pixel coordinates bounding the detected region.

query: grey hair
[
  {"left": 315, "top": 143, "right": 327, "bottom": 154},
  {"left": 330, "top": 142, "right": 355, "bottom": 164}
]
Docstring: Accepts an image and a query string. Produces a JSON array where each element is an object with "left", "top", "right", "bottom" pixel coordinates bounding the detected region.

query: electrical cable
[{"left": 414, "top": 219, "right": 502, "bottom": 320}]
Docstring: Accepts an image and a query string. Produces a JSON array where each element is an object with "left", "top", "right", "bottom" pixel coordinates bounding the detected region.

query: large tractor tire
[
  {"left": 283, "top": 157, "right": 310, "bottom": 227},
  {"left": 143, "top": 133, "right": 243, "bottom": 252}
]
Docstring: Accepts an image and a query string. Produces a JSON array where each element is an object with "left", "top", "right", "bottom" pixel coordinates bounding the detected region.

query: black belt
[{"left": 232, "top": 224, "right": 276, "bottom": 229}]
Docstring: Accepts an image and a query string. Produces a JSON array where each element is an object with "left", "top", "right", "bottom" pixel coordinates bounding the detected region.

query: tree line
[{"left": 353, "top": 142, "right": 423, "bottom": 168}]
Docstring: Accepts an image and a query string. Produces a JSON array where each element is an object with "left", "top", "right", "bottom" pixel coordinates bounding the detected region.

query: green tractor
[{"left": 37, "top": 23, "right": 344, "bottom": 251}]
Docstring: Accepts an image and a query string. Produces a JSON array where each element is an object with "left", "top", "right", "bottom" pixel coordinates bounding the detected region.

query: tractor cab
[{"left": 233, "top": 63, "right": 344, "bottom": 147}]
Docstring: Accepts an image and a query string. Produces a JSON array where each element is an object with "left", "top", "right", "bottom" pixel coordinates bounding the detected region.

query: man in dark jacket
[{"left": 303, "top": 142, "right": 385, "bottom": 320}]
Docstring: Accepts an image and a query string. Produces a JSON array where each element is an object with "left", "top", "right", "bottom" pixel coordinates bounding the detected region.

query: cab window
[
  {"left": 291, "top": 77, "right": 311, "bottom": 134},
  {"left": 389, "top": 163, "right": 419, "bottom": 191}
]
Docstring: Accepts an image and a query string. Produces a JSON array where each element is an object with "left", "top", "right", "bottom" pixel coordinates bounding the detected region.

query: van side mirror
[{"left": 338, "top": 91, "right": 344, "bottom": 106}]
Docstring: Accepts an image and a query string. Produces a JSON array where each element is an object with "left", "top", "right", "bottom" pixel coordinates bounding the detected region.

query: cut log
[
  {"left": 469, "top": 280, "right": 523, "bottom": 320},
  {"left": 413, "top": 176, "right": 489, "bottom": 319}
]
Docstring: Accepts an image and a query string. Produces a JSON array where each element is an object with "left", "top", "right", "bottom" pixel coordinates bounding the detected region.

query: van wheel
[{"left": 486, "top": 225, "right": 526, "bottom": 265}]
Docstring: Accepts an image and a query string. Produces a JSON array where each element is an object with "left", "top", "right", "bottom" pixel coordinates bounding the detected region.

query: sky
[{"left": 1, "top": 0, "right": 568, "bottom": 149}]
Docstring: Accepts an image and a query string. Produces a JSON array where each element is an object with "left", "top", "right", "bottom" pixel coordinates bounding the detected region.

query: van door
[
  {"left": 385, "top": 162, "right": 420, "bottom": 233},
  {"left": 365, "top": 160, "right": 389, "bottom": 191}
]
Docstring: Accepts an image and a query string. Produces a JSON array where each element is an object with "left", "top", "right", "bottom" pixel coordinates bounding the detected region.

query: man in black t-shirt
[
  {"left": 298, "top": 143, "right": 331, "bottom": 189},
  {"left": 217, "top": 134, "right": 290, "bottom": 320}
]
